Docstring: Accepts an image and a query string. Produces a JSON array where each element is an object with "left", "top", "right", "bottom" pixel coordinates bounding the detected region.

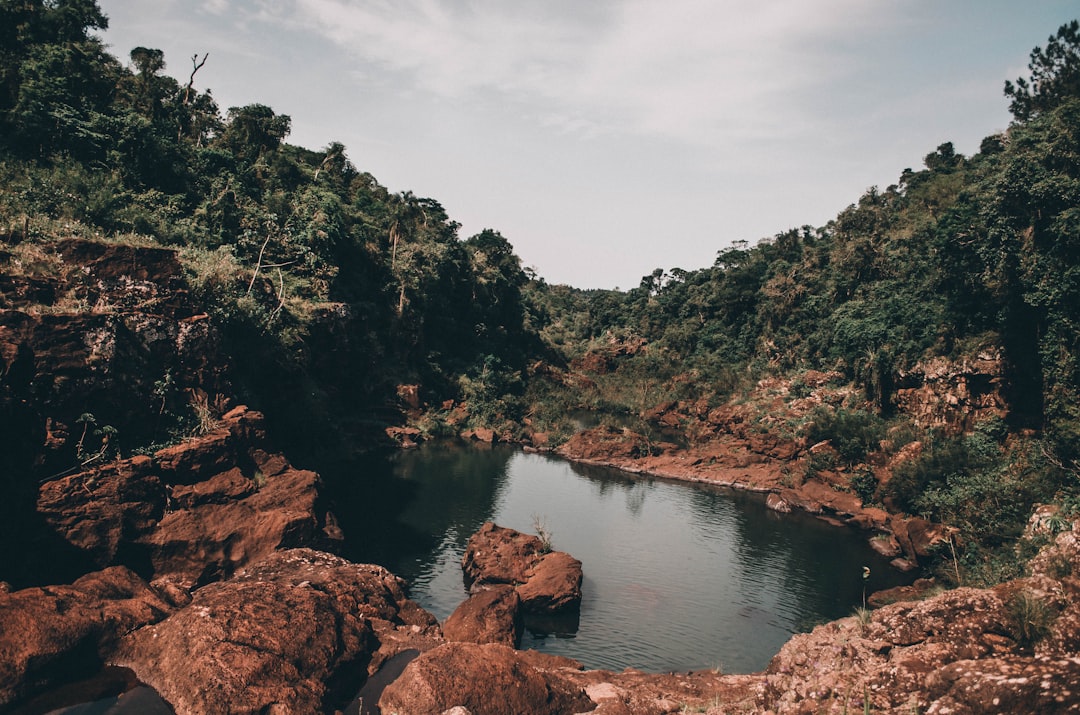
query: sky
[{"left": 95, "top": 1, "right": 1079, "bottom": 290}]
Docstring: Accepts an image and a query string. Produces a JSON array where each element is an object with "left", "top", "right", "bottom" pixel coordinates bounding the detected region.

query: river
[{"left": 329, "top": 441, "right": 912, "bottom": 674}]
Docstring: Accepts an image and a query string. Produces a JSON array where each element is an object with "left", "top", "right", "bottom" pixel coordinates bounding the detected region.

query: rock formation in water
[{"left": 462, "top": 521, "right": 584, "bottom": 614}]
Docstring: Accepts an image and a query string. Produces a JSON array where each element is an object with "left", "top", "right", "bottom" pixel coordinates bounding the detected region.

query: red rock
[
  {"left": 377, "top": 642, "right": 594, "bottom": 715},
  {"left": 867, "top": 577, "right": 938, "bottom": 608},
  {"left": 462, "top": 427, "right": 497, "bottom": 443},
  {"left": 461, "top": 523, "right": 583, "bottom": 614},
  {"left": 442, "top": 585, "right": 522, "bottom": 647},
  {"left": 766, "top": 492, "right": 792, "bottom": 513},
  {"left": 905, "top": 516, "right": 955, "bottom": 558},
  {"left": 868, "top": 534, "right": 902, "bottom": 558},
  {"left": 37, "top": 457, "right": 166, "bottom": 568},
  {"left": 396, "top": 383, "right": 421, "bottom": 409},
  {"left": 556, "top": 426, "right": 652, "bottom": 461},
  {"left": 462, "top": 522, "right": 543, "bottom": 587},
  {"left": 0, "top": 567, "right": 174, "bottom": 708},
  {"left": 140, "top": 463, "right": 332, "bottom": 588},
  {"left": 39, "top": 408, "right": 342, "bottom": 589},
  {"left": 517, "top": 551, "right": 583, "bottom": 613},
  {"left": 113, "top": 549, "right": 440, "bottom": 715}
]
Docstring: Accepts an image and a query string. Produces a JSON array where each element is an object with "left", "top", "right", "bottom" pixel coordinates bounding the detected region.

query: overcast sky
[{"left": 96, "top": 1, "right": 1078, "bottom": 289}]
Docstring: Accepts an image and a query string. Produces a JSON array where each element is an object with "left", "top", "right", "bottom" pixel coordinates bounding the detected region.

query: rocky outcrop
[
  {"left": 377, "top": 642, "right": 594, "bottom": 715},
  {"left": 37, "top": 406, "right": 342, "bottom": 589},
  {"left": 1, "top": 238, "right": 230, "bottom": 586},
  {"left": 894, "top": 349, "right": 1008, "bottom": 433},
  {"left": 0, "top": 238, "right": 228, "bottom": 477},
  {"left": 750, "top": 523, "right": 1080, "bottom": 714},
  {"left": 462, "top": 522, "right": 583, "bottom": 613},
  {"left": 0, "top": 566, "right": 176, "bottom": 707},
  {"left": 112, "top": 548, "right": 441, "bottom": 715}
]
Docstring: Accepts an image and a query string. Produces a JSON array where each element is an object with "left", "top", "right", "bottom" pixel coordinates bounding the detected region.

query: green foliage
[
  {"left": 850, "top": 468, "right": 879, "bottom": 505},
  {"left": 1006, "top": 590, "right": 1057, "bottom": 650},
  {"left": 1005, "top": 20, "right": 1080, "bottom": 121},
  {"left": 805, "top": 407, "right": 887, "bottom": 466}
]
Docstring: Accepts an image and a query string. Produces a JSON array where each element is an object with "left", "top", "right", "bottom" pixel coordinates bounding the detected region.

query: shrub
[
  {"left": 804, "top": 407, "right": 887, "bottom": 466},
  {"left": 850, "top": 468, "right": 879, "bottom": 504},
  {"left": 1007, "top": 591, "right": 1056, "bottom": 651}
]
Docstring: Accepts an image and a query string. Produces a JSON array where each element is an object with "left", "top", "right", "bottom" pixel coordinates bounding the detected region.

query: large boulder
[
  {"left": 461, "top": 522, "right": 582, "bottom": 614},
  {"left": 442, "top": 585, "right": 523, "bottom": 648},
  {"left": 0, "top": 566, "right": 175, "bottom": 708},
  {"left": 377, "top": 642, "right": 593, "bottom": 715},
  {"left": 112, "top": 549, "right": 440, "bottom": 715}
]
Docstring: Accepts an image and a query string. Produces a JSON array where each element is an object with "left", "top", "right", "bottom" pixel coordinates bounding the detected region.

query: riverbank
[{"left": 545, "top": 421, "right": 953, "bottom": 574}]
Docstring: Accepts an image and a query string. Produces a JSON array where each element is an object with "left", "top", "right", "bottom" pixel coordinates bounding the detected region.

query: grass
[{"left": 1007, "top": 590, "right": 1057, "bottom": 650}]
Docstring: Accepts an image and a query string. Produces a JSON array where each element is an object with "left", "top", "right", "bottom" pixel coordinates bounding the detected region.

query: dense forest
[{"left": 3, "top": 2, "right": 1080, "bottom": 587}]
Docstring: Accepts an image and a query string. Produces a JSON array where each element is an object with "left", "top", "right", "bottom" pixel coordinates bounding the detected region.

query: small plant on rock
[
  {"left": 1007, "top": 590, "right": 1056, "bottom": 651},
  {"left": 532, "top": 514, "right": 553, "bottom": 553}
]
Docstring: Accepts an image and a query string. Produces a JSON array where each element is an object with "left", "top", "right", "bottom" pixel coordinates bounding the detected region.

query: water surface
[{"left": 332, "top": 442, "right": 910, "bottom": 673}]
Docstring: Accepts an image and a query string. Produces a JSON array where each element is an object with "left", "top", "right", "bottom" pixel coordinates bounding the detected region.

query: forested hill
[
  {"left": 527, "top": 20, "right": 1080, "bottom": 462},
  {"left": 3, "top": 3, "right": 1080, "bottom": 581},
  {"left": 1, "top": 0, "right": 538, "bottom": 452}
]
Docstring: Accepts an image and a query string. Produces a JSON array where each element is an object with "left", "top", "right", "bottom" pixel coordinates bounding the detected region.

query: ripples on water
[{"left": 335, "top": 443, "right": 912, "bottom": 674}]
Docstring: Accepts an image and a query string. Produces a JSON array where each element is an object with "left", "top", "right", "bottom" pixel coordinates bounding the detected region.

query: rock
[
  {"left": 442, "top": 586, "right": 523, "bottom": 648},
  {"left": 0, "top": 238, "right": 229, "bottom": 479},
  {"left": 377, "top": 642, "right": 593, "bottom": 715},
  {"left": 386, "top": 425, "right": 422, "bottom": 447},
  {"left": 396, "top": 383, "right": 421, "bottom": 410},
  {"left": 905, "top": 516, "right": 955, "bottom": 558},
  {"left": 867, "top": 577, "right": 938, "bottom": 608},
  {"left": 461, "top": 427, "right": 496, "bottom": 443},
  {"left": 0, "top": 567, "right": 174, "bottom": 708},
  {"left": 113, "top": 549, "right": 440, "bottom": 715},
  {"left": 462, "top": 522, "right": 543, "bottom": 587},
  {"left": 461, "top": 523, "right": 582, "bottom": 614},
  {"left": 766, "top": 492, "right": 792, "bottom": 513},
  {"left": 868, "top": 533, "right": 902, "bottom": 558},
  {"left": 37, "top": 455, "right": 166, "bottom": 568},
  {"left": 556, "top": 426, "right": 654, "bottom": 461},
  {"left": 38, "top": 407, "right": 343, "bottom": 589},
  {"left": 559, "top": 668, "right": 756, "bottom": 715},
  {"left": 516, "top": 551, "right": 583, "bottom": 613},
  {"left": 141, "top": 459, "right": 331, "bottom": 588},
  {"left": 894, "top": 351, "right": 1008, "bottom": 433}
]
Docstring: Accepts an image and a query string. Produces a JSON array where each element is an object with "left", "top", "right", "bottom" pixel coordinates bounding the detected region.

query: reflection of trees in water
[
  {"left": 682, "top": 484, "right": 912, "bottom": 631},
  {"left": 564, "top": 458, "right": 656, "bottom": 516},
  {"left": 386, "top": 443, "right": 516, "bottom": 573},
  {"left": 325, "top": 443, "right": 515, "bottom": 579}
]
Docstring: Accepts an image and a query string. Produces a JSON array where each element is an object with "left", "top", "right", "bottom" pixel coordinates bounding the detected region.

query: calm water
[{"left": 331, "top": 442, "right": 911, "bottom": 674}]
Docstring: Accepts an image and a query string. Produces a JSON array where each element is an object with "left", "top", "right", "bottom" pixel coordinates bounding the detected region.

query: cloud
[{"left": 252, "top": 0, "right": 898, "bottom": 146}]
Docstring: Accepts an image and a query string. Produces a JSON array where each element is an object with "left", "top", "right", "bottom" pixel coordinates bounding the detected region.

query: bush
[
  {"left": 886, "top": 434, "right": 973, "bottom": 513},
  {"left": 850, "top": 468, "right": 879, "bottom": 504},
  {"left": 804, "top": 407, "right": 887, "bottom": 466},
  {"left": 1007, "top": 591, "right": 1056, "bottom": 651}
]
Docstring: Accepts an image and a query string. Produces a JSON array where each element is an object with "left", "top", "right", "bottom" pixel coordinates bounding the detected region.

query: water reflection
[{"left": 330, "top": 443, "right": 912, "bottom": 673}]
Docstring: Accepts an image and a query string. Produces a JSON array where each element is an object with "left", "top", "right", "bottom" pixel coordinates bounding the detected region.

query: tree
[
  {"left": 1005, "top": 20, "right": 1080, "bottom": 121},
  {"left": 218, "top": 104, "right": 291, "bottom": 164}
]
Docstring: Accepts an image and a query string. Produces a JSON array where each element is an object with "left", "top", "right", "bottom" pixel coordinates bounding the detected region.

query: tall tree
[{"left": 1005, "top": 20, "right": 1080, "bottom": 121}]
